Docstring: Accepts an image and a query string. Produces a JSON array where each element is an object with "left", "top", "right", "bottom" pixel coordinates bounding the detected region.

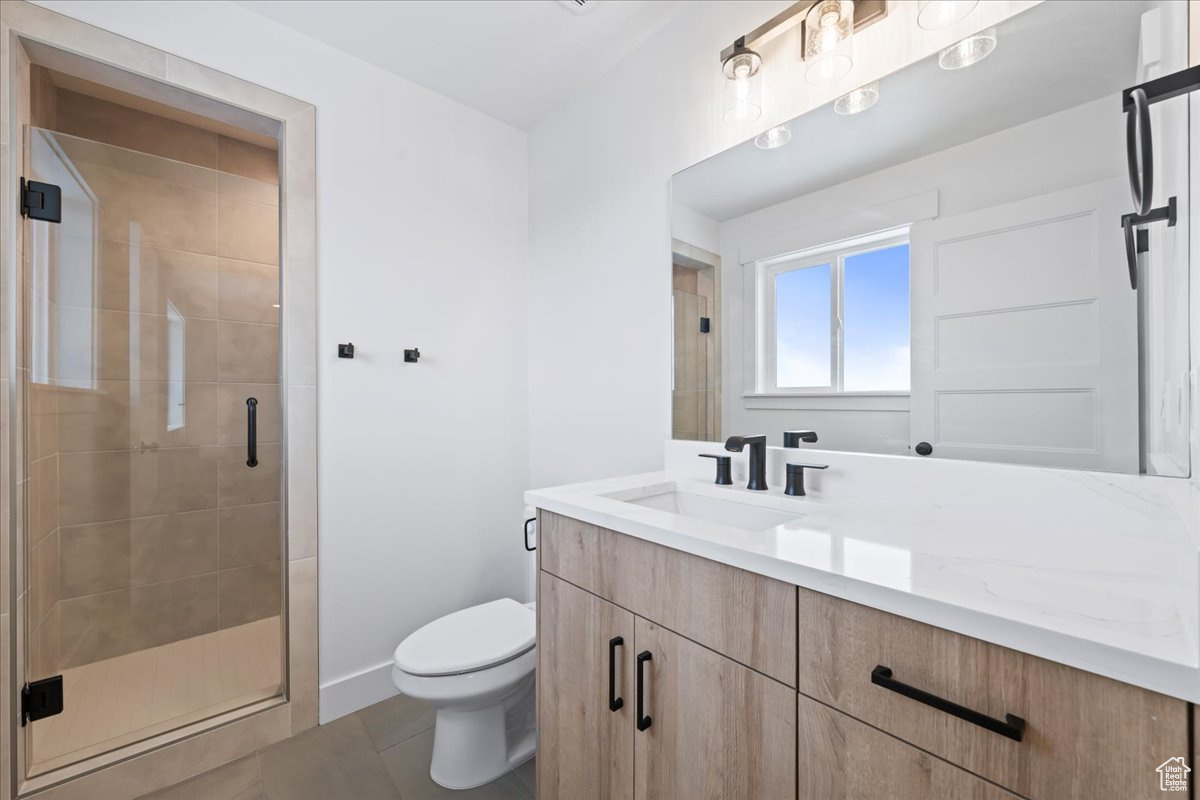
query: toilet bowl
[{"left": 392, "top": 598, "right": 536, "bottom": 790}]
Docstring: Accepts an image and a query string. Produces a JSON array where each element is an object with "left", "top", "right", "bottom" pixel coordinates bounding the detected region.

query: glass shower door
[{"left": 22, "top": 127, "right": 284, "bottom": 774}]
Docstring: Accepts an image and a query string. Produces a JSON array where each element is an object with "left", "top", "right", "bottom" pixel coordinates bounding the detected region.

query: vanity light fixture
[
  {"left": 833, "top": 81, "right": 879, "bottom": 114},
  {"left": 755, "top": 123, "right": 792, "bottom": 149},
  {"left": 722, "top": 39, "right": 763, "bottom": 124},
  {"left": 938, "top": 27, "right": 997, "bottom": 70},
  {"left": 718, "top": 0, "right": 888, "bottom": 118},
  {"left": 916, "top": 0, "right": 978, "bottom": 30},
  {"left": 804, "top": 0, "right": 855, "bottom": 84}
]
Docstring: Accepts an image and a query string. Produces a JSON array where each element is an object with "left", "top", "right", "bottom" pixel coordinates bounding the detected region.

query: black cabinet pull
[
  {"left": 636, "top": 651, "right": 652, "bottom": 731},
  {"left": 245, "top": 397, "right": 258, "bottom": 468},
  {"left": 608, "top": 636, "right": 624, "bottom": 712},
  {"left": 871, "top": 665, "right": 1025, "bottom": 742}
]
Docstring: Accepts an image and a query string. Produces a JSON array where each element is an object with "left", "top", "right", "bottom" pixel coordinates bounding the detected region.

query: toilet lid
[{"left": 393, "top": 598, "right": 535, "bottom": 677}]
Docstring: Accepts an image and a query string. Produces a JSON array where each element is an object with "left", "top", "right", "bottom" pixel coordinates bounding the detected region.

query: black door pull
[
  {"left": 246, "top": 397, "right": 258, "bottom": 468},
  {"left": 636, "top": 651, "right": 652, "bottom": 731},
  {"left": 608, "top": 636, "right": 624, "bottom": 711},
  {"left": 871, "top": 665, "right": 1025, "bottom": 742}
]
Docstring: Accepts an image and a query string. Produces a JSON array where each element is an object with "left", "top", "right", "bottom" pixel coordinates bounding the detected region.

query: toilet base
[{"left": 429, "top": 672, "right": 536, "bottom": 790}]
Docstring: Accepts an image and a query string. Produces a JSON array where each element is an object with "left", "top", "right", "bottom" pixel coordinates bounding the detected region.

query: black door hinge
[
  {"left": 21, "top": 675, "right": 63, "bottom": 726},
  {"left": 20, "top": 178, "right": 61, "bottom": 223}
]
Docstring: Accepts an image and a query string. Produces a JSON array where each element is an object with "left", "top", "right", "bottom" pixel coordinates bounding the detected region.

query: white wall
[
  {"left": 527, "top": 1, "right": 1036, "bottom": 488},
  {"left": 672, "top": 204, "right": 719, "bottom": 255},
  {"left": 32, "top": 0, "right": 531, "bottom": 720},
  {"left": 716, "top": 96, "right": 1123, "bottom": 455}
]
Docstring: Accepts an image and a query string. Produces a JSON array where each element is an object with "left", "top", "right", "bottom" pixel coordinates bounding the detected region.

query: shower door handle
[{"left": 246, "top": 397, "right": 258, "bottom": 468}]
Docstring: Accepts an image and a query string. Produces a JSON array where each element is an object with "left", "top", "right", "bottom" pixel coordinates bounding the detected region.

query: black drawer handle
[
  {"left": 608, "top": 636, "right": 624, "bottom": 712},
  {"left": 871, "top": 665, "right": 1025, "bottom": 742},
  {"left": 636, "top": 651, "right": 652, "bottom": 731}
]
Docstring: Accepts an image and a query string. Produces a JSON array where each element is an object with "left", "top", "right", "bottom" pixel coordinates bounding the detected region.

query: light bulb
[
  {"left": 804, "top": 0, "right": 855, "bottom": 85},
  {"left": 722, "top": 71, "right": 761, "bottom": 124},
  {"left": 917, "top": 0, "right": 978, "bottom": 30},
  {"left": 938, "top": 27, "right": 996, "bottom": 70},
  {"left": 755, "top": 124, "right": 792, "bottom": 150}
]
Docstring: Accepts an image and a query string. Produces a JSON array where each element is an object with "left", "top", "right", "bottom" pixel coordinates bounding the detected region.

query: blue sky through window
[
  {"left": 844, "top": 244, "right": 910, "bottom": 391},
  {"left": 773, "top": 242, "right": 909, "bottom": 391},
  {"left": 775, "top": 263, "right": 831, "bottom": 387}
]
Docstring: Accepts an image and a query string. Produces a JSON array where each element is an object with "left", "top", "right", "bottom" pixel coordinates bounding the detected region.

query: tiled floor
[
  {"left": 33, "top": 617, "right": 282, "bottom": 775},
  {"left": 136, "top": 693, "right": 535, "bottom": 800}
]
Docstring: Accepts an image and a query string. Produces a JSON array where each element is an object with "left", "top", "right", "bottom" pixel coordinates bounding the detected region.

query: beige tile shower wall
[{"left": 41, "top": 91, "right": 282, "bottom": 670}]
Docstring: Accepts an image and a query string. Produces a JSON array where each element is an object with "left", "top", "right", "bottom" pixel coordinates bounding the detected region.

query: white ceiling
[
  {"left": 673, "top": 0, "right": 1153, "bottom": 222},
  {"left": 234, "top": 0, "right": 690, "bottom": 129}
]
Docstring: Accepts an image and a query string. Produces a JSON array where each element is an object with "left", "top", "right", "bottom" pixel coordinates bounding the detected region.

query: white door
[{"left": 910, "top": 177, "right": 1138, "bottom": 471}]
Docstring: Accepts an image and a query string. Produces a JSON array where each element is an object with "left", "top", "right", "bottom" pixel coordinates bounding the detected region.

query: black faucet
[
  {"left": 783, "top": 430, "right": 818, "bottom": 447},
  {"left": 698, "top": 454, "right": 733, "bottom": 485},
  {"left": 725, "top": 434, "right": 768, "bottom": 490},
  {"left": 785, "top": 463, "right": 828, "bottom": 496}
]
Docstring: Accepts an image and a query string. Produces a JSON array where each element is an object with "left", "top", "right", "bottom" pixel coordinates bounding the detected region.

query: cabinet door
[
  {"left": 538, "top": 572, "right": 635, "bottom": 800},
  {"left": 797, "top": 693, "right": 1022, "bottom": 800},
  {"left": 633, "top": 618, "right": 795, "bottom": 800}
]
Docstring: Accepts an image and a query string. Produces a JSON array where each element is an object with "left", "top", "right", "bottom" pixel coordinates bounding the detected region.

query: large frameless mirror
[{"left": 671, "top": 0, "right": 1190, "bottom": 476}]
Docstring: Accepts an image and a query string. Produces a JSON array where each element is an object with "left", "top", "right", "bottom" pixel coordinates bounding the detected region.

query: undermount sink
[{"left": 619, "top": 487, "right": 803, "bottom": 531}]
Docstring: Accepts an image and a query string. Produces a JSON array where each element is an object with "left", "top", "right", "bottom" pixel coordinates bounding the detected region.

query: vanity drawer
[
  {"left": 797, "top": 693, "right": 1022, "bottom": 800},
  {"left": 796, "top": 587, "right": 1188, "bottom": 799},
  {"left": 538, "top": 511, "right": 796, "bottom": 686}
]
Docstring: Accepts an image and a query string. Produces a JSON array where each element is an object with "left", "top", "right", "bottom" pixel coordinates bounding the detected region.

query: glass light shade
[
  {"left": 804, "top": 0, "right": 855, "bottom": 84},
  {"left": 755, "top": 124, "right": 792, "bottom": 149},
  {"left": 834, "top": 81, "right": 879, "bottom": 115},
  {"left": 722, "top": 49, "right": 762, "bottom": 81},
  {"left": 938, "top": 27, "right": 997, "bottom": 69},
  {"left": 916, "top": 0, "right": 978, "bottom": 30},
  {"left": 722, "top": 72, "right": 762, "bottom": 125}
]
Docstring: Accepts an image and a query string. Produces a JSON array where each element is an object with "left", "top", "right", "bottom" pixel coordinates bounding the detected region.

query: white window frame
[{"left": 756, "top": 228, "right": 910, "bottom": 397}]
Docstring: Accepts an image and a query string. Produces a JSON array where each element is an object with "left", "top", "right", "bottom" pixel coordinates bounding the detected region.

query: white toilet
[{"left": 392, "top": 597, "right": 536, "bottom": 790}]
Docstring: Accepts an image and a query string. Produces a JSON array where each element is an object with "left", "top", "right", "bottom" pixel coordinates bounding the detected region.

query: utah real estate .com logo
[{"left": 1158, "top": 757, "right": 1191, "bottom": 792}]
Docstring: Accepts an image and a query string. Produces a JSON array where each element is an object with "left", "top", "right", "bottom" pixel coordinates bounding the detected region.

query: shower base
[{"left": 30, "top": 616, "right": 282, "bottom": 775}]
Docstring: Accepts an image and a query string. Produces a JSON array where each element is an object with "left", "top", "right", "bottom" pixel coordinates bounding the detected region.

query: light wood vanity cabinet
[
  {"left": 537, "top": 511, "right": 1193, "bottom": 800},
  {"left": 796, "top": 587, "right": 1190, "bottom": 800},
  {"left": 537, "top": 513, "right": 796, "bottom": 800},
  {"left": 537, "top": 572, "right": 634, "bottom": 800},
  {"left": 633, "top": 618, "right": 795, "bottom": 799},
  {"left": 797, "top": 694, "right": 1022, "bottom": 799},
  {"left": 539, "top": 511, "right": 796, "bottom": 686}
]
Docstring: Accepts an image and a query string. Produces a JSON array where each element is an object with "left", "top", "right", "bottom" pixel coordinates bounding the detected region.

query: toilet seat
[{"left": 393, "top": 598, "right": 535, "bottom": 677}]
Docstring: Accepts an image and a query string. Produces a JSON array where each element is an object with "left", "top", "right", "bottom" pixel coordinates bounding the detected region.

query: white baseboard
[{"left": 318, "top": 661, "right": 397, "bottom": 723}]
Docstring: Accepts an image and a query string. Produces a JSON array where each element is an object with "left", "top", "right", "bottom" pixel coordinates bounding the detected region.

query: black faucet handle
[
  {"left": 699, "top": 454, "right": 733, "bottom": 485},
  {"left": 784, "top": 463, "right": 828, "bottom": 497},
  {"left": 783, "top": 430, "right": 818, "bottom": 447}
]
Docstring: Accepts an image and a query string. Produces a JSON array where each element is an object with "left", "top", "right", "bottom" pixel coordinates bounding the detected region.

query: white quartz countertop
[{"left": 526, "top": 446, "right": 1200, "bottom": 702}]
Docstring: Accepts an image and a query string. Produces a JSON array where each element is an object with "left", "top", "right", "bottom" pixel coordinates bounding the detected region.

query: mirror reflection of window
[
  {"left": 843, "top": 243, "right": 910, "bottom": 392},
  {"left": 768, "top": 235, "right": 910, "bottom": 394},
  {"left": 29, "top": 129, "right": 98, "bottom": 389},
  {"left": 775, "top": 263, "right": 832, "bottom": 389}
]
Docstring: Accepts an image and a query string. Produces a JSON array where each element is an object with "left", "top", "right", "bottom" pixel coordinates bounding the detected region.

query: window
[{"left": 759, "top": 232, "right": 910, "bottom": 394}]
